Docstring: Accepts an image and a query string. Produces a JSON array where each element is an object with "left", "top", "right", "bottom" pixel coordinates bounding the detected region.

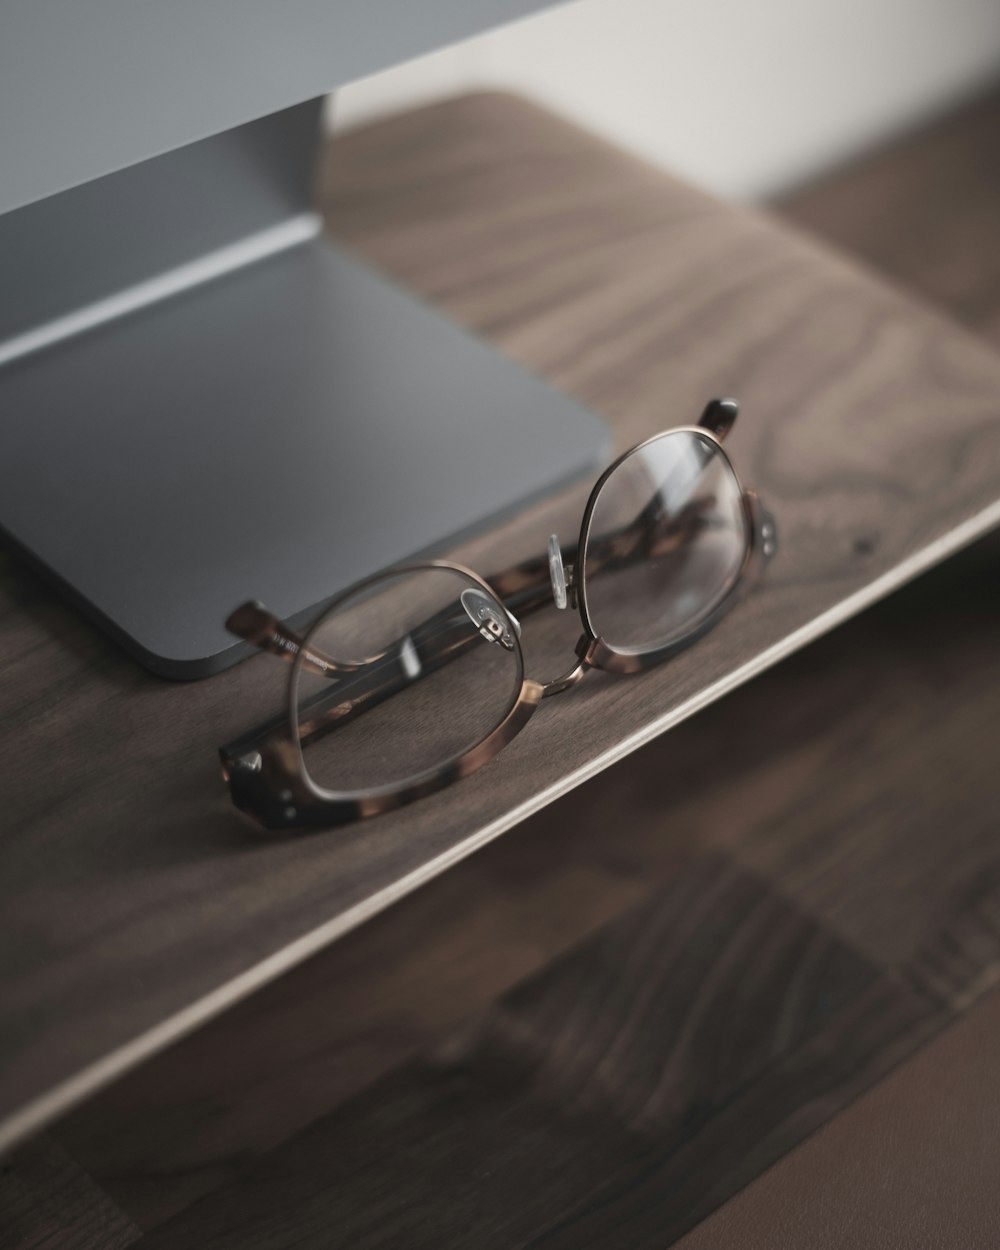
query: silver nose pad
[
  {"left": 460, "top": 588, "right": 519, "bottom": 651},
  {"left": 548, "top": 534, "right": 568, "bottom": 609}
]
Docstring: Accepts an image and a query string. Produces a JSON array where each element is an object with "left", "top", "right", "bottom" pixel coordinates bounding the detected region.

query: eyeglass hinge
[{"left": 564, "top": 565, "right": 578, "bottom": 609}]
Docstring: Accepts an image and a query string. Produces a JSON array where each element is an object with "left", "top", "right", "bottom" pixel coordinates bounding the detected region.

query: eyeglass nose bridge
[{"left": 540, "top": 653, "right": 590, "bottom": 698}]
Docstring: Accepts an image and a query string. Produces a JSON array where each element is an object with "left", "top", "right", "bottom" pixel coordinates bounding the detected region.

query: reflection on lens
[
  {"left": 292, "top": 566, "right": 521, "bottom": 794},
  {"left": 582, "top": 430, "right": 749, "bottom": 654}
]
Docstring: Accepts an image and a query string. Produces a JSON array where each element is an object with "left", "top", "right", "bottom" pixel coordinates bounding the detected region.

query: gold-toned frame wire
[{"left": 220, "top": 402, "right": 776, "bottom": 830}]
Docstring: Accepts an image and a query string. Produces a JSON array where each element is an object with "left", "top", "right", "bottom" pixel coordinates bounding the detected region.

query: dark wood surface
[
  {"left": 136, "top": 856, "right": 937, "bottom": 1249},
  {"left": 34, "top": 523, "right": 997, "bottom": 1248},
  {"left": 3, "top": 91, "right": 1000, "bottom": 1156},
  {"left": 3, "top": 84, "right": 1000, "bottom": 1247},
  {"left": 0, "top": 1135, "right": 138, "bottom": 1250}
]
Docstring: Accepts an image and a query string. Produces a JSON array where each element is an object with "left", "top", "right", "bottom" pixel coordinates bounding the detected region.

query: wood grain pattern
[
  {"left": 52, "top": 825, "right": 654, "bottom": 1231},
  {"left": 135, "top": 856, "right": 939, "bottom": 1249},
  {"left": 0, "top": 1134, "right": 138, "bottom": 1250},
  {"left": 3, "top": 91, "right": 1000, "bottom": 1155},
  {"left": 45, "top": 525, "right": 1000, "bottom": 1242}
]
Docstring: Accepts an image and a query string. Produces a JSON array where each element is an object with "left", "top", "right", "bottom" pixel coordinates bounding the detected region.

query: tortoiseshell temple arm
[
  {"left": 219, "top": 560, "right": 559, "bottom": 773},
  {"left": 220, "top": 601, "right": 503, "bottom": 768},
  {"left": 220, "top": 602, "right": 367, "bottom": 769},
  {"left": 225, "top": 602, "right": 357, "bottom": 677}
]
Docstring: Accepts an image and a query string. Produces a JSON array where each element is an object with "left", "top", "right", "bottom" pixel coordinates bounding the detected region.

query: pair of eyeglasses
[{"left": 220, "top": 398, "right": 776, "bottom": 830}]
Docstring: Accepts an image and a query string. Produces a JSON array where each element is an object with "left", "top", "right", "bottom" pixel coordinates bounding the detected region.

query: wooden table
[{"left": 3, "top": 92, "right": 1000, "bottom": 1167}]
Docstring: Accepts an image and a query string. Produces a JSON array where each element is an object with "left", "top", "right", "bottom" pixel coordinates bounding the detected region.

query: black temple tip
[{"left": 698, "top": 397, "right": 739, "bottom": 440}]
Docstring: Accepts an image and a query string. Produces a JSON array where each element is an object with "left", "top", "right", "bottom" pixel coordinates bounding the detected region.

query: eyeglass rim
[
  {"left": 284, "top": 561, "right": 541, "bottom": 822},
  {"left": 574, "top": 425, "right": 758, "bottom": 674},
  {"left": 220, "top": 416, "right": 774, "bottom": 830}
]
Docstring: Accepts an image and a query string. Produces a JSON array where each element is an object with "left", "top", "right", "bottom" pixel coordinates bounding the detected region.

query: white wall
[{"left": 334, "top": 0, "right": 1000, "bottom": 201}]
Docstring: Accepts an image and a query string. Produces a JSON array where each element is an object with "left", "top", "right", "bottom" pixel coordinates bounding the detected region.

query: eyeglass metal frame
[{"left": 220, "top": 398, "right": 776, "bottom": 830}]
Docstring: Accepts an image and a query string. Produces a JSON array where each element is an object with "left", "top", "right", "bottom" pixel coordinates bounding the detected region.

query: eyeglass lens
[
  {"left": 582, "top": 430, "right": 750, "bottom": 654},
  {"left": 292, "top": 566, "right": 522, "bottom": 794}
]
